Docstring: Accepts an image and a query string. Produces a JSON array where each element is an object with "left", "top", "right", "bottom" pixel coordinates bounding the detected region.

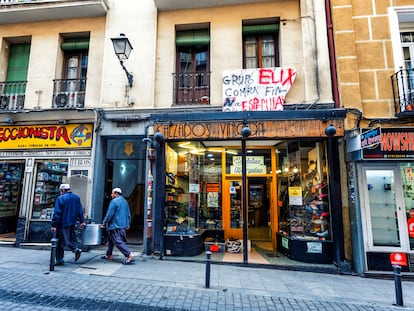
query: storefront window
[
  {"left": 277, "top": 141, "right": 331, "bottom": 241},
  {"left": 32, "top": 160, "right": 68, "bottom": 220},
  {"left": 0, "top": 162, "right": 24, "bottom": 219},
  {"left": 229, "top": 181, "right": 242, "bottom": 228},
  {"left": 164, "top": 142, "right": 223, "bottom": 234}
]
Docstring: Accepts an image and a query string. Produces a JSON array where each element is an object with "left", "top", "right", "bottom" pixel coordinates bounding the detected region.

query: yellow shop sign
[{"left": 0, "top": 123, "right": 93, "bottom": 149}]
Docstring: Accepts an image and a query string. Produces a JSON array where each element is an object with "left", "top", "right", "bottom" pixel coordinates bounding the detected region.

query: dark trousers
[
  {"left": 106, "top": 228, "right": 131, "bottom": 258},
  {"left": 56, "top": 226, "right": 77, "bottom": 261}
]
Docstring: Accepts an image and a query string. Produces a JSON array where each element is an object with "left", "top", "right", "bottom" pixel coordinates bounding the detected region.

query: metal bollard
[
  {"left": 205, "top": 251, "right": 212, "bottom": 288},
  {"left": 49, "top": 235, "right": 58, "bottom": 271},
  {"left": 393, "top": 265, "right": 404, "bottom": 307}
]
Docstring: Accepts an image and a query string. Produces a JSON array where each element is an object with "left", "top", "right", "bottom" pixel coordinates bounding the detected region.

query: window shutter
[
  {"left": 242, "top": 24, "right": 279, "bottom": 35},
  {"left": 176, "top": 30, "right": 210, "bottom": 46},
  {"left": 61, "top": 40, "right": 89, "bottom": 51}
]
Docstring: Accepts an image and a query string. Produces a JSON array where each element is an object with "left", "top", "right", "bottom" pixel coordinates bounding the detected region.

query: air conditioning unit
[
  {"left": 54, "top": 91, "right": 79, "bottom": 108},
  {"left": 0, "top": 95, "right": 10, "bottom": 110},
  {"left": 8, "top": 94, "right": 24, "bottom": 110}
]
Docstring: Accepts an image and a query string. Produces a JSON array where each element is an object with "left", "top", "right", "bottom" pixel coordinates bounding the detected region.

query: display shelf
[
  {"left": 31, "top": 161, "right": 68, "bottom": 220},
  {"left": 0, "top": 163, "right": 23, "bottom": 225}
]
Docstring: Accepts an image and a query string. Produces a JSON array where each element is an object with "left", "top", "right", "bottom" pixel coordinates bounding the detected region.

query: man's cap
[
  {"left": 59, "top": 183, "right": 71, "bottom": 190},
  {"left": 112, "top": 187, "right": 122, "bottom": 194}
]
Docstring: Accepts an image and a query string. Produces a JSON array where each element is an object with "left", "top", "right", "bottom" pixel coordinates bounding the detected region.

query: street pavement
[{"left": 0, "top": 244, "right": 413, "bottom": 310}]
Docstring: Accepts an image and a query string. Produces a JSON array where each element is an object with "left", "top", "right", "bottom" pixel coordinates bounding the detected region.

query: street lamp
[
  {"left": 111, "top": 33, "right": 134, "bottom": 87},
  {"left": 241, "top": 124, "right": 251, "bottom": 265}
]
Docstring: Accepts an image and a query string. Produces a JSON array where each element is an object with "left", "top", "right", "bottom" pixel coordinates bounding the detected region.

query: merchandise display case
[
  {"left": 0, "top": 162, "right": 24, "bottom": 233},
  {"left": 31, "top": 161, "right": 68, "bottom": 220},
  {"left": 277, "top": 142, "right": 333, "bottom": 263}
]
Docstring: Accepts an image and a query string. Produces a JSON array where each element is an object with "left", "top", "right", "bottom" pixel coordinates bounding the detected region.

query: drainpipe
[{"left": 326, "top": 0, "right": 340, "bottom": 107}]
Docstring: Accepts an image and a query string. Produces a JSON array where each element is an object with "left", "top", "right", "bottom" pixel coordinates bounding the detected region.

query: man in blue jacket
[
  {"left": 51, "top": 183, "right": 85, "bottom": 265},
  {"left": 101, "top": 187, "right": 135, "bottom": 264}
]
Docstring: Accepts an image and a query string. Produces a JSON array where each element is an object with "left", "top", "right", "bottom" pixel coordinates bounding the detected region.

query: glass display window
[
  {"left": 164, "top": 142, "right": 223, "bottom": 234},
  {"left": 277, "top": 141, "right": 331, "bottom": 241},
  {"left": 0, "top": 161, "right": 24, "bottom": 219},
  {"left": 32, "top": 160, "right": 68, "bottom": 220}
]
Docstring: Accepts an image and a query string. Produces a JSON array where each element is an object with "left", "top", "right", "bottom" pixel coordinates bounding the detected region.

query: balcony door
[
  {"left": 0, "top": 43, "right": 30, "bottom": 110},
  {"left": 175, "top": 29, "right": 210, "bottom": 105},
  {"left": 53, "top": 39, "right": 88, "bottom": 108}
]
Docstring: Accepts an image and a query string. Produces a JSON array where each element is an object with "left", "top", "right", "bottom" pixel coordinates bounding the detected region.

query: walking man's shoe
[
  {"left": 74, "top": 248, "right": 82, "bottom": 261},
  {"left": 123, "top": 254, "right": 135, "bottom": 265}
]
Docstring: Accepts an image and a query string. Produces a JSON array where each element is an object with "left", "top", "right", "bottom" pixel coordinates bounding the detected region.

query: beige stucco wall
[
  {"left": 0, "top": 17, "right": 106, "bottom": 110},
  {"left": 0, "top": 0, "right": 158, "bottom": 111},
  {"left": 154, "top": 0, "right": 333, "bottom": 108},
  {"left": 101, "top": 0, "right": 157, "bottom": 109}
]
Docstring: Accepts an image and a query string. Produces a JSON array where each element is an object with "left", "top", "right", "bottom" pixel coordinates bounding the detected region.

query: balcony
[
  {"left": 391, "top": 69, "right": 414, "bottom": 117},
  {"left": 0, "top": 81, "right": 26, "bottom": 111},
  {"left": 52, "top": 78, "right": 86, "bottom": 109},
  {"left": 0, "top": 0, "right": 108, "bottom": 25},
  {"left": 173, "top": 72, "right": 210, "bottom": 106},
  {"left": 154, "top": 0, "right": 275, "bottom": 11}
]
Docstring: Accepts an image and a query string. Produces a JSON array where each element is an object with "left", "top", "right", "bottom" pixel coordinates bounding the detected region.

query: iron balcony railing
[
  {"left": 391, "top": 68, "right": 414, "bottom": 116},
  {"left": 0, "top": 81, "right": 27, "bottom": 111},
  {"left": 173, "top": 71, "right": 211, "bottom": 105},
  {"left": 52, "top": 78, "right": 86, "bottom": 109}
]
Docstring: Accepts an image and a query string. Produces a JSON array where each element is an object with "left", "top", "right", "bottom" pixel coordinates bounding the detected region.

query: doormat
[{"left": 266, "top": 253, "right": 279, "bottom": 258}]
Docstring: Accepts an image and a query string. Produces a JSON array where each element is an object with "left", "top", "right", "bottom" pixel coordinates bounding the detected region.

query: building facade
[
  {"left": 0, "top": 0, "right": 352, "bottom": 271},
  {"left": 332, "top": 0, "right": 414, "bottom": 274}
]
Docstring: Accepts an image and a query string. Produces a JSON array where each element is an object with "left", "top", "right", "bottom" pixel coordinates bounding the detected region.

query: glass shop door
[{"left": 360, "top": 165, "right": 410, "bottom": 252}]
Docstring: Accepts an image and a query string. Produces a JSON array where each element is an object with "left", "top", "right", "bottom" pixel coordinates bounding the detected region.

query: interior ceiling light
[{"left": 226, "top": 149, "right": 239, "bottom": 155}]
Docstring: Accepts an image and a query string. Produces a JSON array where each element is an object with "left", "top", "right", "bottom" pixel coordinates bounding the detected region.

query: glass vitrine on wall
[{"left": 32, "top": 160, "right": 68, "bottom": 220}]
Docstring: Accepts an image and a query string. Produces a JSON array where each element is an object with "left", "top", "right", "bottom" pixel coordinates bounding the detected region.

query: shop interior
[
  {"left": 0, "top": 161, "right": 24, "bottom": 243},
  {"left": 163, "top": 139, "right": 333, "bottom": 265}
]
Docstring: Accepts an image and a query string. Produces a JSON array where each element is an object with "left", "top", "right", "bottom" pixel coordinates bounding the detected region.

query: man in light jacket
[{"left": 101, "top": 187, "right": 135, "bottom": 264}]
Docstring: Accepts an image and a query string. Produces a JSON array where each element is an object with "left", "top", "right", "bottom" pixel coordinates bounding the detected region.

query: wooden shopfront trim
[{"left": 154, "top": 119, "right": 344, "bottom": 140}]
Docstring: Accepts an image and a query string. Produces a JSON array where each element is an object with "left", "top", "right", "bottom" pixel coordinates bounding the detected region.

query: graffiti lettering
[{"left": 222, "top": 67, "right": 297, "bottom": 112}]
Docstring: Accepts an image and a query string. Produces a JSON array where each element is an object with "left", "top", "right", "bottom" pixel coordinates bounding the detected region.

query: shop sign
[
  {"left": 307, "top": 242, "right": 322, "bottom": 254},
  {"left": 222, "top": 67, "right": 297, "bottom": 111},
  {"left": 0, "top": 123, "right": 93, "bottom": 150},
  {"left": 154, "top": 119, "right": 344, "bottom": 140},
  {"left": 189, "top": 183, "right": 200, "bottom": 193},
  {"left": 390, "top": 252, "right": 407, "bottom": 266},
  {"left": 288, "top": 186, "right": 303, "bottom": 205},
  {"left": 206, "top": 182, "right": 220, "bottom": 192},
  {"left": 362, "top": 128, "right": 414, "bottom": 159},
  {"left": 360, "top": 127, "right": 381, "bottom": 149},
  {"left": 230, "top": 155, "right": 266, "bottom": 174}
]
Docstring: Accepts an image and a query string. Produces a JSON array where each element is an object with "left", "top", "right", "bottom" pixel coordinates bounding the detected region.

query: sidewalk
[{"left": 0, "top": 245, "right": 414, "bottom": 310}]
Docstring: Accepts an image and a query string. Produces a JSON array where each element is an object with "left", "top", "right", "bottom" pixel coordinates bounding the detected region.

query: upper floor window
[
  {"left": 53, "top": 36, "right": 89, "bottom": 109},
  {"left": 0, "top": 42, "right": 30, "bottom": 110},
  {"left": 174, "top": 27, "right": 210, "bottom": 105},
  {"left": 401, "top": 32, "right": 414, "bottom": 70},
  {"left": 243, "top": 21, "right": 279, "bottom": 69}
]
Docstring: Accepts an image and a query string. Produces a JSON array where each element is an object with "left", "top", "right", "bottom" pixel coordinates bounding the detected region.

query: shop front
[
  {"left": 347, "top": 127, "right": 414, "bottom": 273},
  {"left": 90, "top": 111, "right": 152, "bottom": 248},
  {"left": 150, "top": 109, "right": 346, "bottom": 265},
  {"left": 0, "top": 122, "right": 94, "bottom": 245}
]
